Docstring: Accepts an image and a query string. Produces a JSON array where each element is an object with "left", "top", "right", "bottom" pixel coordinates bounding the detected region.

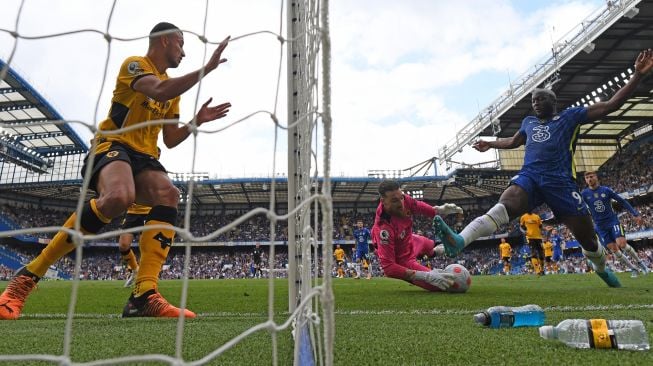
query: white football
[{"left": 445, "top": 263, "right": 471, "bottom": 293}]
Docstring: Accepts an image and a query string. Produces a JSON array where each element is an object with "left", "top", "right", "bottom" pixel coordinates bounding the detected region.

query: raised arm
[
  {"left": 473, "top": 130, "right": 526, "bottom": 152},
  {"left": 133, "top": 36, "right": 230, "bottom": 102},
  {"left": 610, "top": 190, "right": 640, "bottom": 219},
  {"left": 586, "top": 49, "right": 653, "bottom": 122}
]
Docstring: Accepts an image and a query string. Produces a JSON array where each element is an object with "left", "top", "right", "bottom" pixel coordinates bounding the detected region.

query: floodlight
[{"left": 624, "top": 7, "right": 639, "bottom": 19}]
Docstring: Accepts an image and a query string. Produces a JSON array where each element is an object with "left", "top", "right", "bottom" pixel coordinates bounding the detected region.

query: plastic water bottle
[
  {"left": 539, "top": 319, "right": 650, "bottom": 351},
  {"left": 473, "top": 304, "right": 545, "bottom": 328}
]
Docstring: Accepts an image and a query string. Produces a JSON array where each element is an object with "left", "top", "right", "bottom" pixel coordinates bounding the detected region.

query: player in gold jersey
[
  {"left": 542, "top": 237, "right": 554, "bottom": 274},
  {"left": 0, "top": 22, "right": 231, "bottom": 319},
  {"left": 498, "top": 238, "right": 512, "bottom": 275},
  {"left": 520, "top": 211, "right": 544, "bottom": 276},
  {"left": 334, "top": 245, "right": 346, "bottom": 278}
]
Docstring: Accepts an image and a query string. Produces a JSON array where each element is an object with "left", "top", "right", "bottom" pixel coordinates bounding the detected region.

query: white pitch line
[{"left": 19, "top": 303, "right": 653, "bottom": 319}]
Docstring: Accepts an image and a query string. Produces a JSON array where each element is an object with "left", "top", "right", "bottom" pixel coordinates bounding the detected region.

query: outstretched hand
[
  {"left": 472, "top": 140, "right": 491, "bottom": 152},
  {"left": 206, "top": 36, "right": 231, "bottom": 72},
  {"left": 196, "top": 98, "right": 231, "bottom": 125},
  {"left": 634, "top": 48, "right": 653, "bottom": 75},
  {"left": 423, "top": 269, "right": 455, "bottom": 291},
  {"left": 435, "top": 203, "right": 463, "bottom": 216}
]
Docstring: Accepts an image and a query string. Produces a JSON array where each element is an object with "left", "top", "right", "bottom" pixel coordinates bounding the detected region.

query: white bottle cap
[
  {"left": 473, "top": 312, "right": 489, "bottom": 325},
  {"left": 539, "top": 325, "right": 554, "bottom": 339}
]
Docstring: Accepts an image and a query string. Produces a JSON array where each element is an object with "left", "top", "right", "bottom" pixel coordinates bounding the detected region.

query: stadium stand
[{"left": 4, "top": 132, "right": 649, "bottom": 282}]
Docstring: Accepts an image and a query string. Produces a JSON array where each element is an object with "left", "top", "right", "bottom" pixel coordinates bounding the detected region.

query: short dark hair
[
  {"left": 584, "top": 171, "right": 597, "bottom": 177},
  {"left": 378, "top": 180, "right": 400, "bottom": 197},
  {"left": 149, "top": 22, "right": 180, "bottom": 37}
]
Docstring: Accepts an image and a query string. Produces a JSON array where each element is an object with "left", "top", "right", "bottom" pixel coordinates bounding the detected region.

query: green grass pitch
[{"left": 0, "top": 272, "right": 651, "bottom": 365}]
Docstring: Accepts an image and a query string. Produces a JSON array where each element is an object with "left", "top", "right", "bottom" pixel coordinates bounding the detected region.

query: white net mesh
[{"left": 0, "top": 0, "right": 332, "bottom": 365}]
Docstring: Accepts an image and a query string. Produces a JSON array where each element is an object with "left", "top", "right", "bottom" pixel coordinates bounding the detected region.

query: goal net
[{"left": 0, "top": 0, "right": 333, "bottom": 365}]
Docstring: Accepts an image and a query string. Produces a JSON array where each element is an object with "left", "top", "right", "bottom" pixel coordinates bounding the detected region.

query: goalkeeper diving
[{"left": 371, "top": 180, "right": 463, "bottom": 291}]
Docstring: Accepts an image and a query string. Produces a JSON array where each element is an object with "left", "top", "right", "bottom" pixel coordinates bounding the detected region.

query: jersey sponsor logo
[
  {"left": 531, "top": 125, "right": 551, "bottom": 143},
  {"left": 141, "top": 97, "right": 169, "bottom": 118},
  {"left": 593, "top": 200, "right": 606, "bottom": 213},
  {"left": 127, "top": 61, "right": 144, "bottom": 75}
]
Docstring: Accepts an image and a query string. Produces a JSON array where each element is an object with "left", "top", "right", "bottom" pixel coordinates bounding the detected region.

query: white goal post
[{"left": 287, "top": 0, "right": 334, "bottom": 365}]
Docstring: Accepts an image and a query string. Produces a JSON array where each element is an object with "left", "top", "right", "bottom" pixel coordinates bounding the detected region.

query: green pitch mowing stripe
[
  {"left": 18, "top": 303, "right": 653, "bottom": 320},
  {"left": 0, "top": 273, "right": 650, "bottom": 365}
]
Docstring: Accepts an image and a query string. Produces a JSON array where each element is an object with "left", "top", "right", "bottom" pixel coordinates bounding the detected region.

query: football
[{"left": 445, "top": 263, "right": 471, "bottom": 293}]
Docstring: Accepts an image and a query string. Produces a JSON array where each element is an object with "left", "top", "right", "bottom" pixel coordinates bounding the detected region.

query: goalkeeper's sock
[
  {"left": 27, "top": 199, "right": 110, "bottom": 277},
  {"left": 458, "top": 203, "right": 509, "bottom": 246},
  {"left": 120, "top": 248, "right": 139, "bottom": 271},
  {"left": 133, "top": 206, "right": 177, "bottom": 298},
  {"left": 614, "top": 250, "right": 639, "bottom": 271}
]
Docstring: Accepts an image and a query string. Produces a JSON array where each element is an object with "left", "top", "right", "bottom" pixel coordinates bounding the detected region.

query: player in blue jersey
[
  {"left": 582, "top": 171, "right": 648, "bottom": 277},
  {"left": 550, "top": 228, "right": 564, "bottom": 270},
  {"left": 433, "top": 49, "right": 653, "bottom": 287},
  {"left": 353, "top": 219, "right": 372, "bottom": 279}
]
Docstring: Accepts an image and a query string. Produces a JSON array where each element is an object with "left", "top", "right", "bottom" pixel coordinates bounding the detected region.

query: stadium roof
[
  {"left": 0, "top": 171, "right": 515, "bottom": 209},
  {"left": 2, "top": 1, "right": 650, "bottom": 208},
  {"left": 440, "top": 0, "right": 653, "bottom": 170},
  {"left": 0, "top": 59, "right": 88, "bottom": 173}
]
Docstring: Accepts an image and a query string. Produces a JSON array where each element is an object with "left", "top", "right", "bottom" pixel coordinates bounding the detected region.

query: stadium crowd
[
  {"left": 4, "top": 201, "right": 650, "bottom": 249},
  {"left": 598, "top": 140, "right": 652, "bottom": 192},
  {"left": 1, "top": 239, "right": 651, "bottom": 282},
  {"left": 1, "top": 139, "right": 651, "bottom": 281}
]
